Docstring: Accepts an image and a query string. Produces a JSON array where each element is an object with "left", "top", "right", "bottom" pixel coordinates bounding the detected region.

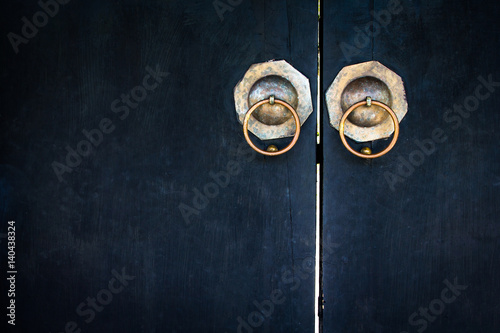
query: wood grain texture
[
  {"left": 322, "top": 0, "right": 500, "bottom": 332},
  {"left": 0, "top": 0, "right": 317, "bottom": 332}
]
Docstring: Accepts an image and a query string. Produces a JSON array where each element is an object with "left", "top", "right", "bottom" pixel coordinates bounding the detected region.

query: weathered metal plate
[
  {"left": 326, "top": 61, "right": 408, "bottom": 142},
  {"left": 234, "top": 60, "right": 313, "bottom": 140}
]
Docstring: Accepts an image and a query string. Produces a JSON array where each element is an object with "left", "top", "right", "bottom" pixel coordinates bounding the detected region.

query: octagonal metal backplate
[
  {"left": 234, "top": 60, "right": 313, "bottom": 140},
  {"left": 326, "top": 61, "right": 408, "bottom": 142}
]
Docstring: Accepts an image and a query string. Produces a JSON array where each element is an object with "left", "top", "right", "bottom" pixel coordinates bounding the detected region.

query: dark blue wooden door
[
  {"left": 321, "top": 1, "right": 500, "bottom": 332},
  {"left": 0, "top": 1, "right": 318, "bottom": 332}
]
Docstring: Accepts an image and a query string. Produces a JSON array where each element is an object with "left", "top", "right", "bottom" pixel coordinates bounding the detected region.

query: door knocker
[
  {"left": 326, "top": 61, "right": 408, "bottom": 158},
  {"left": 234, "top": 60, "right": 313, "bottom": 156}
]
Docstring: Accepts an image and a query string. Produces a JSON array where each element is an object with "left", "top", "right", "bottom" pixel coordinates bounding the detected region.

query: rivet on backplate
[
  {"left": 266, "top": 145, "right": 278, "bottom": 152},
  {"left": 360, "top": 147, "right": 372, "bottom": 155}
]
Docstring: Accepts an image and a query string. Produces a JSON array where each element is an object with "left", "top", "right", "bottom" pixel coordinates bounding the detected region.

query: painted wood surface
[
  {"left": 322, "top": 0, "right": 500, "bottom": 332},
  {"left": 0, "top": 1, "right": 317, "bottom": 332}
]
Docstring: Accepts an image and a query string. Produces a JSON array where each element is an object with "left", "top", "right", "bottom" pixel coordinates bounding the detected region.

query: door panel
[
  {"left": 0, "top": 1, "right": 317, "bottom": 332},
  {"left": 322, "top": 0, "right": 500, "bottom": 332}
]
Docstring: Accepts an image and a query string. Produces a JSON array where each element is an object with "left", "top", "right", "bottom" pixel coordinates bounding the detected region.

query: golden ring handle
[
  {"left": 243, "top": 98, "right": 301, "bottom": 156},
  {"left": 339, "top": 99, "right": 400, "bottom": 159}
]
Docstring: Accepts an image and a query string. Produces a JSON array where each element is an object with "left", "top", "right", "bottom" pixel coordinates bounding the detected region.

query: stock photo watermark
[
  {"left": 385, "top": 74, "right": 500, "bottom": 191},
  {"left": 400, "top": 277, "right": 468, "bottom": 333},
  {"left": 51, "top": 64, "right": 169, "bottom": 182},
  {"left": 6, "top": 221, "right": 17, "bottom": 326},
  {"left": 231, "top": 240, "right": 340, "bottom": 333},
  {"left": 178, "top": 142, "right": 256, "bottom": 225},
  {"left": 7, "top": 0, "right": 72, "bottom": 54},
  {"left": 340, "top": 0, "right": 403, "bottom": 61},
  {"left": 50, "top": 267, "right": 135, "bottom": 333},
  {"left": 213, "top": 0, "right": 243, "bottom": 22}
]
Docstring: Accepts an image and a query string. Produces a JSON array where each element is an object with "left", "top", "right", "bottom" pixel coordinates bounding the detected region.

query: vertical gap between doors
[{"left": 315, "top": 0, "right": 324, "bottom": 332}]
